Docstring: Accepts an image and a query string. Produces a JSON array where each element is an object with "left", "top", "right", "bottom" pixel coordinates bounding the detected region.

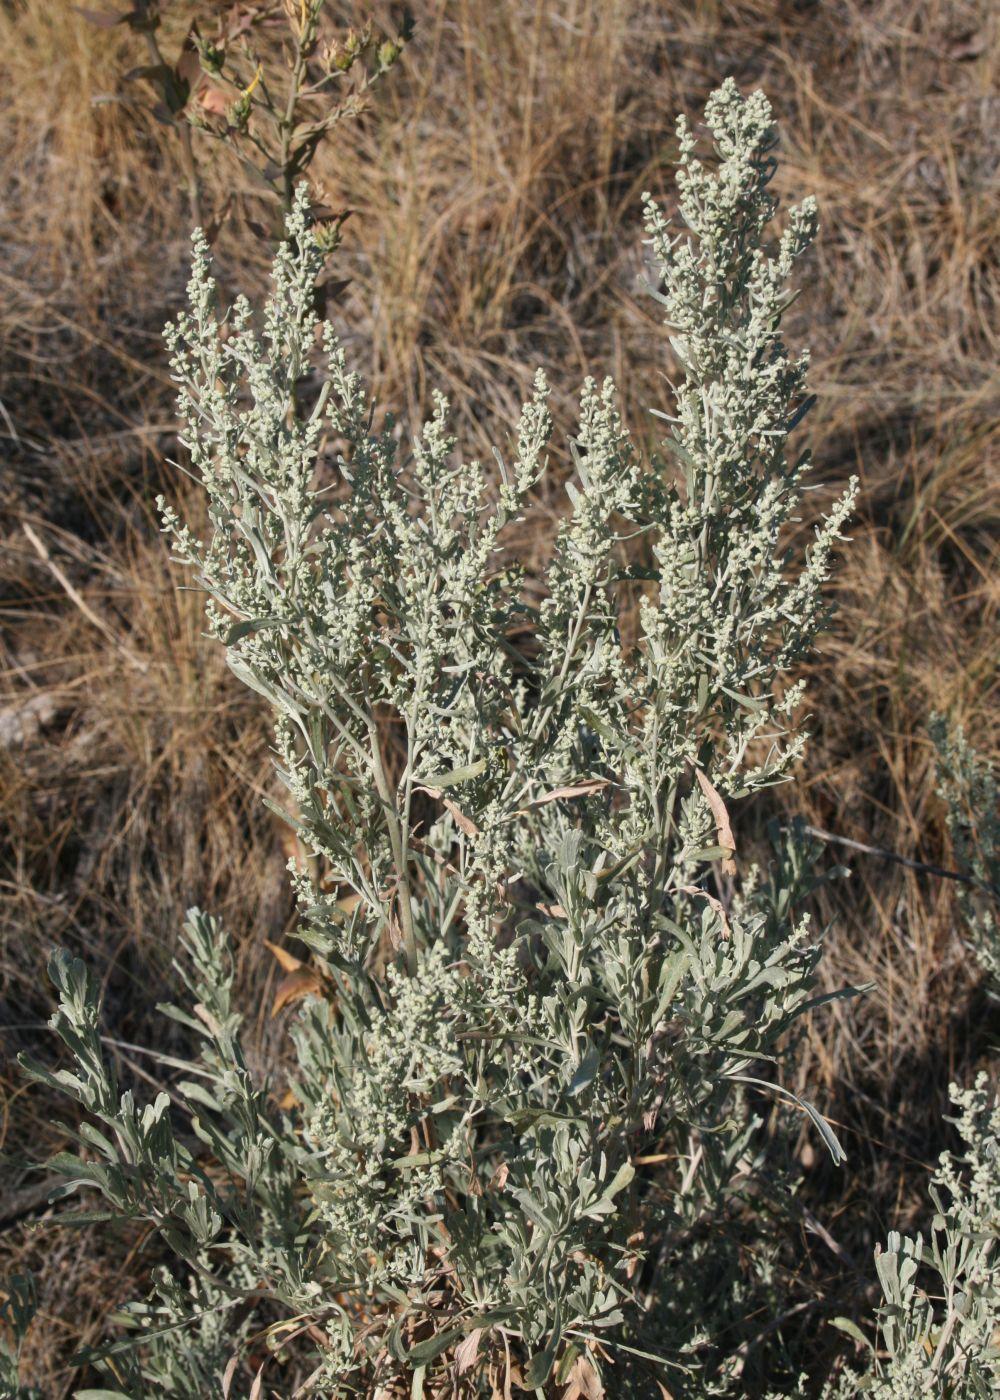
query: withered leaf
[
  {"left": 694, "top": 767, "right": 737, "bottom": 874},
  {"left": 521, "top": 779, "right": 608, "bottom": 811},
  {"left": 272, "top": 969, "right": 323, "bottom": 1015},
  {"left": 455, "top": 1326, "right": 484, "bottom": 1374},
  {"left": 563, "top": 1354, "right": 605, "bottom": 1399},
  {"left": 199, "top": 85, "right": 229, "bottom": 116},
  {"left": 264, "top": 938, "right": 303, "bottom": 974},
  {"left": 678, "top": 884, "right": 731, "bottom": 940}
]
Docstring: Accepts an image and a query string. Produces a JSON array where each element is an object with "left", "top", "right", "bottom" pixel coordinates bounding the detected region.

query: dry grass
[{"left": 1, "top": 0, "right": 997, "bottom": 1390}]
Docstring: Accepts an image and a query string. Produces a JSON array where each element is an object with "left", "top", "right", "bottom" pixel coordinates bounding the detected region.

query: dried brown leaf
[
  {"left": 694, "top": 768, "right": 737, "bottom": 874},
  {"left": 678, "top": 884, "right": 731, "bottom": 939},
  {"left": 563, "top": 1354, "right": 604, "bottom": 1399},
  {"left": 443, "top": 797, "right": 480, "bottom": 837},
  {"left": 222, "top": 1353, "right": 239, "bottom": 1398},
  {"left": 455, "top": 1326, "right": 484, "bottom": 1374},
  {"left": 271, "top": 969, "right": 323, "bottom": 1015},
  {"left": 176, "top": 29, "right": 203, "bottom": 88},
  {"left": 199, "top": 84, "right": 229, "bottom": 115},
  {"left": 415, "top": 784, "right": 481, "bottom": 837},
  {"left": 264, "top": 938, "right": 303, "bottom": 973},
  {"left": 520, "top": 780, "right": 609, "bottom": 811}
]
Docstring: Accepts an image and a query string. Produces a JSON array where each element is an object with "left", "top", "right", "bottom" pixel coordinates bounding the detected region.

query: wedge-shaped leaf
[
  {"left": 829, "top": 1316, "right": 873, "bottom": 1351},
  {"left": 524, "top": 1338, "right": 560, "bottom": 1386},
  {"left": 567, "top": 1045, "right": 601, "bottom": 1097},
  {"left": 606, "top": 1160, "right": 636, "bottom": 1198}
]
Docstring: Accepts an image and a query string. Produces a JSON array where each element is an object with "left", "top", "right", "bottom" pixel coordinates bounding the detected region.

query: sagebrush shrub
[
  {"left": 0, "top": 1277, "right": 36, "bottom": 1400},
  {"left": 931, "top": 717, "right": 1000, "bottom": 993},
  {"left": 825, "top": 1075, "right": 1000, "bottom": 1400},
  {"left": 20, "top": 81, "right": 861, "bottom": 1396},
  {"left": 817, "top": 727, "right": 999, "bottom": 1400}
]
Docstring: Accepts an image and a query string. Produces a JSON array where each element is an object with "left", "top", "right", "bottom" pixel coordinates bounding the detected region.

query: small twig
[
  {"left": 21, "top": 523, "right": 149, "bottom": 674},
  {"left": 802, "top": 824, "right": 999, "bottom": 898},
  {"left": 798, "top": 1202, "right": 858, "bottom": 1270}
]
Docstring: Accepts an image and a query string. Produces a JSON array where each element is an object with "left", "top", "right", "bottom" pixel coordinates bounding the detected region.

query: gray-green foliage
[
  {"left": 824, "top": 731, "right": 999, "bottom": 1400},
  {"left": 0, "top": 1277, "right": 39, "bottom": 1400},
  {"left": 21, "top": 81, "right": 858, "bottom": 1395},
  {"left": 826, "top": 1077, "right": 1000, "bottom": 1399},
  {"left": 930, "top": 717, "right": 1000, "bottom": 991}
]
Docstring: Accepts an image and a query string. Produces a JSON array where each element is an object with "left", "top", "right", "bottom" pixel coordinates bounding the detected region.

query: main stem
[{"left": 368, "top": 721, "right": 418, "bottom": 974}]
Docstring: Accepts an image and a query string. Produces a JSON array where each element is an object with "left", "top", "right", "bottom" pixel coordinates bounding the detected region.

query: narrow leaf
[
  {"left": 415, "top": 757, "right": 487, "bottom": 790},
  {"left": 222, "top": 615, "right": 285, "bottom": 645},
  {"left": 567, "top": 1046, "right": 601, "bottom": 1097},
  {"left": 408, "top": 1326, "right": 464, "bottom": 1363},
  {"left": 264, "top": 938, "right": 303, "bottom": 973},
  {"left": 524, "top": 780, "right": 609, "bottom": 809},
  {"left": 694, "top": 769, "right": 736, "bottom": 874},
  {"left": 829, "top": 1317, "right": 873, "bottom": 1351}
]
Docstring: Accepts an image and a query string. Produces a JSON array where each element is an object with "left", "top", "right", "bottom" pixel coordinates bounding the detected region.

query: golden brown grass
[{"left": 1, "top": 0, "right": 997, "bottom": 1390}]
